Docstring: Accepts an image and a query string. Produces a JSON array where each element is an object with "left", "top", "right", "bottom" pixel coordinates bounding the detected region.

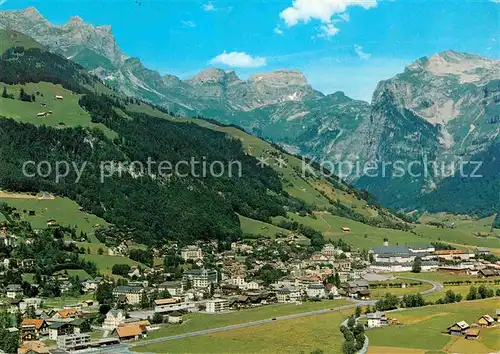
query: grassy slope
[
  {"left": 0, "top": 30, "right": 43, "bottom": 54},
  {"left": 367, "top": 298, "right": 499, "bottom": 353},
  {"left": 0, "top": 193, "right": 145, "bottom": 276},
  {"left": 0, "top": 195, "right": 107, "bottom": 234},
  {"left": 238, "top": 214, "right": 292, "bottom": 238},
  {"left": 0, "top": 82, "right": 116, "bottom": 138}
]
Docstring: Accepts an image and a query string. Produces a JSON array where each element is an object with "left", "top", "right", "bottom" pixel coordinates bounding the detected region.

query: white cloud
[
  {"left": 280, "top": 0, "right": 377, "bottom": 35},
  {"left": 490, "top": 0, "right": 500, "bottom": 3},
  {"left": 354, "top": 45, "right": 371, "bottom": 60},
  {"left": 209, "top": 51, "right": 267, "bottom": 68},
  {"left": 274, "top": 26, "right": 284, "bottom": 35},
  {"left": 339, "top": 12, "right": 350, "bottom": 22},
  {"left": 317, "top": 23, "right": 340, "bottom": 37},
  {"left": 181, "top": 20, "right": 196, "bottom": 28},
  {"left": 203, "top": 2, "right": 216, "bottom": 11},
  {"left": 0, "top": 0, "right": 7, "bottom": 6}
]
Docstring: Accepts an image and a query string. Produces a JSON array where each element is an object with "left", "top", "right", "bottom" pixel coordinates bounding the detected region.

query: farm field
[
  {"left": 393, "top": 271, "right": 500, "bottom": 284},
  {"left": 80, "top": 254, "right": 144, "bottom": 277},
  {"left": 369, "top": 283, "right": 434, "bottom": 299},
  {"left": 423, "top": 284, "right": 500, "bottom": 302},
  {"left": 367, "top": 298, "right": 499, "bottom": 353},
  {"left": 0, "top": 194, "right": 107, "bottom": 235},
  {"left": 0, "top": 82, "right": 116, "bottom": 138},
  {"left": 239, "top": 215, "right": 292, "bottom": 238},
  {"left": 136, "top": 299, "right": 350, "bottom": 342},
  {"left": 133, "top": 307, "right": 353, "bottom": 353}
]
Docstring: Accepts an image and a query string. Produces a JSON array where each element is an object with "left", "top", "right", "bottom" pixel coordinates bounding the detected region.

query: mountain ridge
[{"left": 1, "top": 7, "right": 498, "bottom": 218}]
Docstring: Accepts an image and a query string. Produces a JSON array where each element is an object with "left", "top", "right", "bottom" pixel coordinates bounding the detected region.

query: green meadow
[
  {"left": 0, "top": 82, "right": 117, "bottom": 138},
  {"left": 367, "top": 298, "right": 499, "bottom": 353}
]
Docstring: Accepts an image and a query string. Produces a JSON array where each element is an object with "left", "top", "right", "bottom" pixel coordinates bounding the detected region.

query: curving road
[{"left": 347, "top": 276, "right": 443, "bottom": 306}]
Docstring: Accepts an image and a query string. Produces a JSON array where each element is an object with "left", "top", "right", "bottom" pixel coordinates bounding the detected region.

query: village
[{"left": 0, "top": 215, "right": 499, "bottom": 354}]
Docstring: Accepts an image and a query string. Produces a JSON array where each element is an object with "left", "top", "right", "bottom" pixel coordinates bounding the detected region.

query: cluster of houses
[
  {"left": 369, "top": 240, "right": 500, "bottom": 275},
  {"left": 447, "top": 310, "right": 500, "bottom": 340},
  {"left": 2, "top": 231, "right": 498, "bottom": 353}
]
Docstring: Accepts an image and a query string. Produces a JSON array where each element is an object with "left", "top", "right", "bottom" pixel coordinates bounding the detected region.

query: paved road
[{"left": 348, "top": 276, "right": 443, "bottom": 306}]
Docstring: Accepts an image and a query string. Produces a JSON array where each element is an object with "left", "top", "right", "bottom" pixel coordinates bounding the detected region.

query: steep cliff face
[
  {"left": 354, "top": 52, "right": 500, "bottom": 209},
  {"left": 0, "top": 7, "right": 125, "bottom": 67}
]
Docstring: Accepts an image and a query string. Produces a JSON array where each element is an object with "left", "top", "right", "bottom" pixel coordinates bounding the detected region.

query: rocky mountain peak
[
  {"left": 66, "top": 15, "right": 84, "bottom": 26},
  {"left": 0, "top": 7, "right": 125, "bottom": 67},
  {"left": 21, "top": 6, "right": 44, "bottom": 20},
  {"left": 249, "top": 69, "right": 309, "bottom": 87},
  {"left": 406, "top": 50, "right": 500, "bottom": 84},
  {"left": 186, "top": 68, "right": 242, "bottom": 85}
]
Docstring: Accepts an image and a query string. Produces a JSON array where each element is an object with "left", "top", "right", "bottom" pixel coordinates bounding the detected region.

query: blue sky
[{"left": 1, "top": 0, "right": 499, "bottom": 101}]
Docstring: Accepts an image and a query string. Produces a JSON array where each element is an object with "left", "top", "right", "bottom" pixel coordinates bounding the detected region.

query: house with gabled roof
[
  {"left": 6, "top": 284, "right": 23, "bottom": 299},
  {"left": 447, "top": 321, "right": 470, "bottom": 336},
  {"left": 477, "top": 314, "right": 495, "bottom": 327},
  {"left": 111, "top": 324, "right": 146, "bottom": 340},
  {"left": 20, "top": 318, "right": 48, "bottom": 341}
]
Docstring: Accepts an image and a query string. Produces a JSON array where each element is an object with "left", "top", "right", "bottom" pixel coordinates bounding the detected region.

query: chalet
[
  {"left": 17, "top": 340, "right": 49, "bottom": 354},
  {"left": 8, "top": 299, "right": 26, "bottom": 314},
  {"left": 128, "top": 266, "right": 142, "bottom": 278},
  {"left": 46, "top": 219, "right": 58, "bottom": 227},
  {"left": 496, "top": 309, "right": 500, "bottom": 322},
  {"left": 245, "top": 280, "right": 264, "bottom": 291},
  {"left": 475, "top": 232, "right": 489, "bottom": 238},
  {"left": 367, "top": 312, "right": 387, "bottom": 328},
  {"left": 82, "top": 277, "right": 103, "bottom": 292},
  {"left": 112, "top": 324, "right": 145, "bottom": 340},
  {"left": 51, "top": 308, "right": 80, "bottom": 320},
  {"left": 475, "top": 247, "right": 490, "bottom": 255},
  {"left": 69, "top": 318, "right": 90, "bottom": 334},
  {"left": 55, "top": 95, "right": 64, "bottom": 100},
  {"left": 48, "top": 322, "right": 74, "bottom": 340},
  {"left": 20, "top": 319, "right": 48, "bottom": 341},
  {"left": 477, "top": 314, "right": 495, "bottom": 327},
  {"left": 341, "top": 227, "right": 351, "bottom": 233},
  {"left": 324, "top": 283, "right": 339, "bottom": 296},
  {"left": 36, "top": 112, "right": 48, "bottom": 118},
  {"left": 6, "top": 284, "right": 23, "bottom": 299},
  {"left": 465, "top": 329, "right": 480, "bottom": 340},
  {"left": 103, "top": 309, "right": 125, "bottom": 331},
  {"left": 478, "top": 269, "right": 498, "bottom": 278},
  {"left": 447, "top": 321, "right": 469, "bottom": 336},
  {"left": 341, "top": 280, "right": 370, "bottom": 299}
]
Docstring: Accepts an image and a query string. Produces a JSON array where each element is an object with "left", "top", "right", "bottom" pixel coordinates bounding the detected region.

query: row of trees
[{"left": 341, "top": 307, "right": 366, "bottom": 354}]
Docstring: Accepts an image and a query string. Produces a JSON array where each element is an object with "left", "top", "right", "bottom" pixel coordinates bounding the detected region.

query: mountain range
[{"left": 1, "top": 7, "right": 499, "bottom": 217}]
